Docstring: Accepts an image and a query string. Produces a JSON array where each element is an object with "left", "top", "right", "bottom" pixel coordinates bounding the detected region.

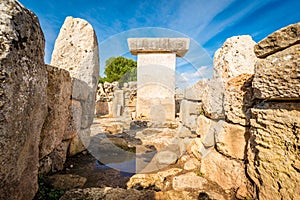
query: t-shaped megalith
[{"left": 128, "top": 38, "right": 190, "bottom": 121}]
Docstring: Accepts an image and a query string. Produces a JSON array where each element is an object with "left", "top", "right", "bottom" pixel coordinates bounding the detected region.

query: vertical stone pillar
[
  {"left": 128, "top": 38, "right": 189, "bottom": 121},
  {"left": 51, "top": 16, "right": 100, "bottom": 155}
]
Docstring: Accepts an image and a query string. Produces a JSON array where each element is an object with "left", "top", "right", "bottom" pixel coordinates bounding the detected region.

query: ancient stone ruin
[
  {"left": 0, "top": 0, "right": 299, "bottom": 199},
  {"left": 128, "top": 38, "right": 190, "bottom": 121}
]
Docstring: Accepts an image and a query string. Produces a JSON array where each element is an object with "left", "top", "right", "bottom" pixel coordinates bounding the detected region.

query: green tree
[{"left": 99, "top": 56, "right": 137, "bottom": 84}]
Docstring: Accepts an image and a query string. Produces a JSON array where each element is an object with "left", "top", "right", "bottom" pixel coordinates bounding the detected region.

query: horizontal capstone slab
[{"left": 128, "top": 38, "right": 190, "bottom": 57}]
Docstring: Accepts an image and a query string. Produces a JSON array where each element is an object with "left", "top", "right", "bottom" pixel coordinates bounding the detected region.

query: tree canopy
[{"left": 99, "top": 56, "right": 137, "bottom": 84}]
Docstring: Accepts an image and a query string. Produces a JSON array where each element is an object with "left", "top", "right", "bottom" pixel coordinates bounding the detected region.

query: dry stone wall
[
  {"left": 0, "top": 1, "right": 47, "bottom": 199},
  {"left": 188, "top": 35, "right": 258, "bottom": 198},
  {"left": 247, "top": 22, "right": 300, "bottom": 200}
]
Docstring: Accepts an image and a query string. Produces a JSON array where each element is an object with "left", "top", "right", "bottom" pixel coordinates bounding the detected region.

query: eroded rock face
[
  {"left": 253, "top": 44, "right": 300, "bottom": 100},
  {"left": 51, "top": 16, "right": 100, "bottom": 155},
  {"left": 0, "top": 1, "right": 47, "bottom": 199},
  {"left": 224, "top": 74, "right": 254, "bottom": 126},
  {"left": 213, "top": 35, "right": 257, "bottom": 80},
  {"left": 214, "top": 120, "right": 247, "bottom": 160},
  {"left": 254, "top": 22, "right": 300, "bottom": 58},
  {"left": 39, "top": 65, "right": 72, "bottom": 159},
  {"left": 202, "top": 79, "right": 225, "bottom": 119},
  {"left": 200, "top": 150, "right": 250, "bottom": 196},
  {"left": 247, "top": 102, "right": 300, "bottom": 200}
]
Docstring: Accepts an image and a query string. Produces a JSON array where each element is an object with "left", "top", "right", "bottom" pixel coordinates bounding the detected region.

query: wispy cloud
[{"left": 176, "top": 65, "right": 212, "bottom": 88}]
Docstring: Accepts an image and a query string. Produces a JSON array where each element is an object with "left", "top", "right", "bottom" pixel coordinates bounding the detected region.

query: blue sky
[{"left": 18, "top": 0, "right": 300, "bottom": 86}]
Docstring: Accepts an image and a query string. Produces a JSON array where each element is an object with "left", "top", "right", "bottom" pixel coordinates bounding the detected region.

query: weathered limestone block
[
  {"left": 51, "top": 16, "right": 99, "bottom": 91},
  {"left": 214, "top": 120, "right": 247, "bottom": 160},
  {"left": 201, "top": 150, "right": 250, "bottom": 194},
  {"left": 196, "top": 115, "right": 216, "bottom": 137},
  {"left": 51, "top": 16, "right": 99, "bottom": 155},
  {"left": 39, "top": 65, "right": 72, "bottom": 159},
  {"left": 128, "top": 38, "right": 190, "bottom": 57},
  {"left": 213, "top": 35, "right": 257, "bottom": 80},
  {"left": 0, "top": 1, "right": 47, "bottom": 199},
  {"left": 179, "top": 100, "right": 201, "bottom": 131},
  {"left": 184, "top": 79, "right": 208, "bottom": 101},
  {"left": 172, "top": 172, "right": 208, "bottom": 190},
  {"left": 202, "top": 79, "right": 225, "bottom": 119},
  {"left": 247, "top": 102, "right": 300, "bottom": 200},
  {"left": 224, "top": 74, "right": 254, "bottom": 126},
  {"left": 253, "top": 44, "right": 300, "bottom": 100},
  {"left": 254, "top": 22, "right": 300, "bottom": 58},
  {"left": 128, "top": 38, "right": 190, "bottom": 121}
]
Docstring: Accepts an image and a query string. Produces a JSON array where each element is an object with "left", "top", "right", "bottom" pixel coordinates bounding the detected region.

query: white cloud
[{"left": 176, "top": 66, "right": 212, "bottom": 88}]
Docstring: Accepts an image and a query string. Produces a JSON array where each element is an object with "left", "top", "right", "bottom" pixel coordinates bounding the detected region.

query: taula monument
[{"left": 128, "top": 38, "right": 190, "bottom": 121}]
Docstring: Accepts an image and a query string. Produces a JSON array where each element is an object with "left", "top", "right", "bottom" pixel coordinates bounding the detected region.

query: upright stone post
[{"left": 128, "top": 38, "right": 189, "bottom": 121}]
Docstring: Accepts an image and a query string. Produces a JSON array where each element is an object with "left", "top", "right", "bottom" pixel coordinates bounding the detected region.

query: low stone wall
[
  {"left": 184, "top": 23, "right": 300, "bottom": 199},
  {"left": 247, "top": 22, "right": 300, "bottom": 200}
]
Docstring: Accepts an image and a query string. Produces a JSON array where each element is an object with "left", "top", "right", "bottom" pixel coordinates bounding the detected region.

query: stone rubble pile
[{"left": 95, "top": 81, "right": 137, "bottom": 118}]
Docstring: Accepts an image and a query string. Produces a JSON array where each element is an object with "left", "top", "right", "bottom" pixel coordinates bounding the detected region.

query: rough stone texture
[
  {"left": 196, "top": 115, "right": 216, "bottom": 138},
  {"left": 224, "top": 74, "right": 254, "bottom": 126},
  {"left": 172, "top": 172, "right": 208, "bottom": 190},
  {"left": 69, "top": 128, "right": 91, "bottom": 156},
  {"left": 51, "top": 16, "right": 99, "bottom": 91},
  {"left": 127, "top": 168, "right": 182, "bottom": 190},
  {"left": 39, "top": 140, "right": 70, "bottom": 175},
  {"left": 252, "top": 44, "right": 300, "bottom": 100},
  {"left": 128, "top": 38, "right": 190, "bottom": 57},
  {"left": 202, "top": 79, "right": 225, "bottom": 119},
  {"left": 201, "top": 150, "right": 249, "bottom": 192},
  {"left": 184, "top": 79, "right": 208, "bottom": 101},
  {"left": 155, "top": 150, "right": 178, "bottom": 165},
  {"left": 213, "top": 35, "right": 257, "bottom": 79},
  {"left": 51, "top": 16, "right": 100, "bottom": 155},
  {"left": 254, "top": 22, "right": 300, "bottom": 58},
  {"left": 179, "top": 100, "right": 201, "bottom": 131},
  {"left": 183, "top": 158, "right": 201, "bottom": 171},
  {"left": 0, "top": 1, "right": 47, "bottom": 200},
  {"left": 61, "top": 187, "right": 154, "bottom": 200},
  {"left": 95, "top": 101, "right": 109, "bottom": 116},
  {"left": 39, "top": 65, "right": 72, "bottom": 159},
  {"left": 247, "top": 102, "right": 300, "bottom": 200},
  {"left": 46, "top": 174, "right": 87, "bottom": 190},
  {"left": 112, "top": 89, "right": 124, "bottom": 117},
  {"left": 215, "top": 120, "right": 247, "bottom": 160},
  {"left": 136, "top": 53, "right": 176, "bottom": 121}
]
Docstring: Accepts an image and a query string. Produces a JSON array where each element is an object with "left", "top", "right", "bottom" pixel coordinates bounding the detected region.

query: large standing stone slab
[
  {"left": 0, "top": 1, "right": 47, "bottom": 199},
  {"left": 128, "top": 38, "right": 189, "bottom": 121},
  {"left": 253, "top": 44, "right": 300, "bottom": 100},
  {"left": 254, "top": 22, "right": 300, "bottom": 58},
  {"left": 51, "top": 16, "right": 100, "bottom": 154},
  {"left": 247, "top": 102, "right": 300, "bottom": 200}
]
